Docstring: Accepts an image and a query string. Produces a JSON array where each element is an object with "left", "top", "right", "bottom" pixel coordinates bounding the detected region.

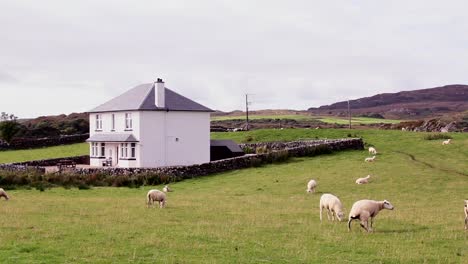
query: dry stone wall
[
  {"left": 70, "top": 138, "right": 363, "bottom": 179},
  {"left": 0, "top": 134, "right": 89, "bottom": 150},
  {"left": 0, "top": 139, "right": 363, "bottom": 185}
]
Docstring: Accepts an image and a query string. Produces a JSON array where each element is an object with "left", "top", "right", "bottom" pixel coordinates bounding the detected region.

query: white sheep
[
  {"left": 0, "top": 188, "right": 9, "bottom": 200},
  {"left": 306, "top": 179, "right": 317, "bottom": 193},
  {"left": 368, "top": 147, "right": 377, "bottom": 155},
  {"left": 319, "top": 193, "right": 345, "bottom": 222},
  {"left": 365, "top": 156, "right": 376, "bottom": 162},
  {"left": 464, "top": 200, "right": 468, "bottom": 230},
  {"left": 356, "top": 175, "right": 371, "bottom": 184},
  {"left": 442, "top": 139, "right": 451, "bottom": 145},
  {"left": 146, "top": 189, "right": 166, "bottom": 208},
  {"left": 162, "top": 185, "right": 173, "bottom": 193},
  {"left": 348, "top": 199, "right": 394, "bottom": 232}
]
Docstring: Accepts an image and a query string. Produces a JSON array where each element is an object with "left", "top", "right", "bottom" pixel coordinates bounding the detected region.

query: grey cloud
[{"left": 1, "top": 0, "right": 468, "bottom": 117}]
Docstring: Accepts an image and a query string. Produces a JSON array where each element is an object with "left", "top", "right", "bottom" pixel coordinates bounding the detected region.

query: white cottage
[{"left": 86, "top": 78, "right": 213, "bottom": 168}]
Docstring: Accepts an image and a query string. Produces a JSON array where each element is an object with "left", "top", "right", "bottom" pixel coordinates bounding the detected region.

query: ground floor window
[
  {"left": 101, "top": 143, "right": 105, "bottom": 157},
  {"left": 120, "top": 143, "right": 136, "bottom": 159},
  {"left": 91, "top": 143, "right": 99, "bottom": 157},
  {"left": 131, "top": 143, "right": 136, "bottom": 158}
]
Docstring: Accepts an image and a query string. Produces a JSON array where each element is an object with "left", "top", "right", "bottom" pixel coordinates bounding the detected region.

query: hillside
[{"left": 308, "top": 84, "right": 468, "bottom": 119}]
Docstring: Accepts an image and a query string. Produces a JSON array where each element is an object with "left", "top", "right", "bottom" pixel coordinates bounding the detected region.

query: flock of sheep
[
  {"left": 308, "top": 139, "right": 467, "bottom": 232},
  {"left": 0, "top": 137, "right": 465, "bottom": 232}
]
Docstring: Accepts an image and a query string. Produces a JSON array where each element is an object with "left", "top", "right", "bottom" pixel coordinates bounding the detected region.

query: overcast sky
[{"left": 1, "top": 0, "right": 468, "bottom": 118}]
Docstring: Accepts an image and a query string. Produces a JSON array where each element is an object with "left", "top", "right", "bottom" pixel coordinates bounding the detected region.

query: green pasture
[
  {"left": 0, "top": 129, "right": 467, "bottom": 263},
  {"left": 0, "top": 143, "right": 88, "bottom": 164},
  {"left": 211, "top": 114, "right": 401, "bottom": 125}
]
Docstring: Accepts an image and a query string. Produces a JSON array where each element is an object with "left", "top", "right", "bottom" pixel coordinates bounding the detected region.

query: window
[
  {"left": 91, "top": 143, "right": 100, "bottom": 157},
  {"left": 101, "top": 143, "right": 106, "bottom": 157},
  {"left": 120, "top": 143, "right": 128, "bottom": 158},
  {"left": 111, "top": 114, "right": 115, "bottom": 131},
  {"left": 125, "top": 113, "right": 132, "bottom": 130},
  {"left": 119, "top": 143, "right": 135, "bottom": 159},
  {"left": 131, "top": 143, "right": 136, "bottom": 158},
  {"left": 95, "top": 114, "right": 102, "bottom": 130}
]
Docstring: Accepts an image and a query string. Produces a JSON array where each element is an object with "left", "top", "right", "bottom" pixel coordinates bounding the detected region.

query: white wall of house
[
  {"left": 139, "top": 111, "right": 210, "bottom": 167},
  {"left": 89, "top": 110, "right": 210, "bottom": 168},
  {"left": 165, "top": 111, "right": 210, "bottom": 166},
  {"left": 139, "top": 111, "right": 165, "bottom": 167},
  {"left": 89, "top": 111, "right": 141, "bottom": 168}
]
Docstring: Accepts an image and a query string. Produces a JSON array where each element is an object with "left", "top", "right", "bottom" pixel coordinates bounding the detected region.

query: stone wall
[
  {"left": 0, "top": 134, "right": 89, "bottom": 150},
  {"left": 0, "top": 138, "right": 363, "bottom": 186},
  {"left": 11, "top": 155, "right": 90, "bottom": 167},
  {"left": 0, "top": 164, "right": 45, "bottom": 173},
  {"left": 69, "top": 138, "right": 363, "bottom": 179}
]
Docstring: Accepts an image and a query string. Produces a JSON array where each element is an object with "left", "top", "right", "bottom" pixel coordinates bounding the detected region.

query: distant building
[{"left": 87, "top": 78, "right": 213, "bottom": 168}]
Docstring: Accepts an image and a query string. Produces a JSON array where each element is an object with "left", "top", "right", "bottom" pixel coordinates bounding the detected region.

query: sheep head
[
  {"left": 383, "top": 200, "right": 394, "bottom": 210},
  {"left": 336, "top": 211, "right": 345, "bottom": 221}
]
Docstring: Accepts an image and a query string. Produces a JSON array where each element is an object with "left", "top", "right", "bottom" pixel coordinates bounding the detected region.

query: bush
[
  {"left": 243, "top": 136, "right": 254, "bottom": 142},
  {"left": 77, "top": 182, "right": 91, "bottom": 190},
  {"left": 424, "top": 134, "right": 452, "bottom": 140},
  {"left": 242, "top": 146, "right": 255, "bottom": 154},
  {"left": 256, "top": 145, "right": 269, "bottom": 154}
]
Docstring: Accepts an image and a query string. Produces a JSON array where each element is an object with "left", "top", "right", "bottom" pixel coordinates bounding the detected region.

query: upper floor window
[
  {"left": 125, "top": 113, "right": 132, "bottom": 130},
  {"left": 111, "top": 114, "right": 115, "bottom": 131},
  {"left": 95, "top": 114, "right": 102, "bottom": 130}
]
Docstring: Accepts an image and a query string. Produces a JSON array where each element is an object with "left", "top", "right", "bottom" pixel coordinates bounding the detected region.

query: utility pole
[
  {"left": 348, "top": 100, "right": 351, "bottom": 129},
  {"left": 245, "top": 94, "right": 250, "bottom": 131}
]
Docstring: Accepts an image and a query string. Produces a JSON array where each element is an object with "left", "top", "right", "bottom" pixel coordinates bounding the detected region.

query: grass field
[
  {"left": 211, "top": 114, "right": 401, "bottom": 125},
  {"left": 1, "top": 130, "right": 468, "bottom": 263},
  {"left": 0, "top": 143, "right": 88, "bottom": 164}
]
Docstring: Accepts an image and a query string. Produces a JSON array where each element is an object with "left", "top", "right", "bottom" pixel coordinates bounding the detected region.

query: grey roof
[
  {"left": 86, "top": 133, "right": 139, "bottom": 142},
  {"left": 210, "top": 140, "right": 244, "bottom": 153},
  {"left": 89, "top": 83, "right": 213, "bottom": 113}
]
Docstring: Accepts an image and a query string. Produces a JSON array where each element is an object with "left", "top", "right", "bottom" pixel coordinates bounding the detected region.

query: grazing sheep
[
  {"left": 368, "top": 147, "right": 377, "bottom": 155},
  {"left": 162, "top": 185, "right": 173, "bottom": 193},
  {"left": 464, "top": 200, "right": 468, "bottom": 230},
  {"left": 348, "top": 199, "right": 394, "bottom": 232},
  {"left": 146, "top": 189, "right": 166, "bottom": 208},
  {"left": 365, "top": 156, "right": 376, "bottom": 162},
  {"left": 442, "top": 139, "right": 451, "bottom": 145},
  {"left": 0, "top": 188, "right": 9, "bottom": 200},
  {"left": 319, "top": 194, "right": 345, "bottom": 222},
  {"left": 356, "top": 175, "right": 371, "bottom": 184},
  {"left": 306, "top": 179, "right": 317, "bottom": 193}
]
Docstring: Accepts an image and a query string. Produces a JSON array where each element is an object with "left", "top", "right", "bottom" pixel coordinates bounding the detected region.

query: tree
[
  {"left": 1, "top": 112, "right": 17, "bottom": 121},
  {"left": 0, "top": 121, "right": 20, "bottom": 143},
  {"left": 0, "top": 112, "right": 19, "bottom": 143}
]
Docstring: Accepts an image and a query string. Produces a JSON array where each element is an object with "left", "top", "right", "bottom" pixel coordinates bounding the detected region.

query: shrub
[
  {"left": 77, "top": 182, "right": 91, "bottom": 190},
  {"left": 256, "top": 145, "right": 269, "bottom": 154},
  {"left": 424, "top": 134, "right": 452, "bottom": 140},
  {"left": 243, "top": 136, "right": 254, "bottom": 142},
  {"left": 242, "top": 146, "right": 255, "bottom": 154}
]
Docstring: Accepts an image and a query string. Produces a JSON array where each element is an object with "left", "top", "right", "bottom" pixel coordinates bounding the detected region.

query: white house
[{"left": 86, "top": 78, "right": 213, "bottom": 168}]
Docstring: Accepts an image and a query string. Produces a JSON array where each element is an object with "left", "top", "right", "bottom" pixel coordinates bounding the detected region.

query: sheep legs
[
  {"left": 465, "top": 217, "right": 467, "bottom": 230},
  {"left": 359, "top": 213, "right": 372, "bottom": 232}
]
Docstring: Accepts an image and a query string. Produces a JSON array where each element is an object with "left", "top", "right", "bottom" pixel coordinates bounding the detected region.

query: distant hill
[{"left": 307, "top": 84, "right": 468, "bottom": 119}]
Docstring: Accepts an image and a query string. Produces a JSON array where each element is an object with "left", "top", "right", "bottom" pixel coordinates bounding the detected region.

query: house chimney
[{"left": 155, "top": 78, "right": 165, "bottom": 108}]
